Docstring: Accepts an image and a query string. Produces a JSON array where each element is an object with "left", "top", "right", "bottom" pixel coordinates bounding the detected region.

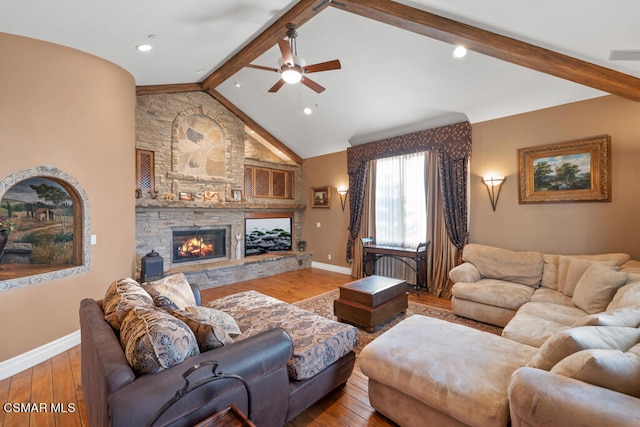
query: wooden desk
[{"left": 362, "top": 241, "right": 429, "bottom": 295}]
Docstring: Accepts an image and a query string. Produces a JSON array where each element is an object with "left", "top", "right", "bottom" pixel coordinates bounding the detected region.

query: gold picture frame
[
  {"left": 311, "top": 186, "right": 331, "bottom": 208},
  {"left": 518, "top": 135, "right": 611, "bottom": 204}
]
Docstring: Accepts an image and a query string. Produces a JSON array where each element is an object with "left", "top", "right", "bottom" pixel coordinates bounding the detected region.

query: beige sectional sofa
[{"left": 359, "top": 244, "right": 640, "bottom": 426}]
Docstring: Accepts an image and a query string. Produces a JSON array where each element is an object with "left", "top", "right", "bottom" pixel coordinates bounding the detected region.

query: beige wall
[
  {"left": 303, "top": 95, "right": 640, "bottom": 272},
  {"left": 301, "top": 151, "right": 351, "bottom": 268},
  {"left": 471, "top": 95, "right": 640, "bottom": 259},
  {"left": 0, "top": 33, "right": 136, "bottom": 361}
]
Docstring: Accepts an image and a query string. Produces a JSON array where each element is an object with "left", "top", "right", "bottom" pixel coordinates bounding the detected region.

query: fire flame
[{"left": 177, "top": 237, "right": 213, "bottom": 258}]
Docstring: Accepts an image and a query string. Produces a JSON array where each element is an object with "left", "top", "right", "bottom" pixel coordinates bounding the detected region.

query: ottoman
[
  {"left": 359, "top": 316, "right": 537, "bottom": 426},
  {"left": 333, "top": 275, "right": 408, "bottom": 332}
]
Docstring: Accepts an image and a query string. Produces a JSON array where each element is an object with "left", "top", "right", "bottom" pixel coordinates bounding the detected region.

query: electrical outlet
[
  {"left": 316, "top": 222, "right": 321, "bottom": 228},
  {"left": 328, "top": 254, "right": 332, "bottom": 260}
]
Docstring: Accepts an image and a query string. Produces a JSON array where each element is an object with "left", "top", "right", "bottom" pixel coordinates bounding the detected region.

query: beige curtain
[
  {"left": 426, "top": 152, "right": 459, "bottom": 298},
  {"left": 351, "top": 161, "right": 376, "bottom": 278}
]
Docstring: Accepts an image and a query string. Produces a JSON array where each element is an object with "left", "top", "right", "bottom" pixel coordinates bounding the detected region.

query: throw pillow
[
  {"left": 607, "top": 283, "right": 640, "bottom": 311},
  {"left": 551, "top": 349, "right": 640, "bottom": 398},
  {"left": 572, "top": 263, "right": 627, "bottom": 314},
  {"left": 170, "top": 309, "right": 233, "bottom": 352},
  {"left": 103, "top": 278, "right": 154, "bottom": 330},
  {"left": 119, "top": 307, "right": 199, "bottom": 375},
  {"left": 185, "top": 306, "right": 241, "bottom": 337},
  {"left": 142, "top": 273, "right": 196, "bottom": 310},
  {"left": 563, "top": 259, "right": 618, "bottom": 297},
  {"left": 153, "top": 295, "right": 180, "bottom": 311},
  {"left": 572, "top": 307, "right": 640, "bottom": 328},
  {"left": 529, "top": 326, "right": 640, "bottom": 371}
]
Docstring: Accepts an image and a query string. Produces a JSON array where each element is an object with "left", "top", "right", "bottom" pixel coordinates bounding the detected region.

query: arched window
[{"left": 0, "top": 166, "right": 90, "bottom": 291}]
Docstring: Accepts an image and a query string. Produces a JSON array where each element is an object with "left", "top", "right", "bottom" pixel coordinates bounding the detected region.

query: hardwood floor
[{"left": 0, "top": 268, "right": 451, "bottom": 426}]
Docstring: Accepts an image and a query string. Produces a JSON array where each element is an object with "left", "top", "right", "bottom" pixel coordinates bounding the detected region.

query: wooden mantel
[{"left": 135, "top": 199, "right": 306, "bottom": 211}]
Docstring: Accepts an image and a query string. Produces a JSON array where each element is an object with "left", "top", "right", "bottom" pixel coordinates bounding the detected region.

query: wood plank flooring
[{"left": 0, "top": 268, "right": 451, "bottom": 426}]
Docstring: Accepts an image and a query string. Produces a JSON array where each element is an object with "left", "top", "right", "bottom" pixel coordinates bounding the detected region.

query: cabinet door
[
  {"left": 254, "top": 168, "right": 271, "bottom": 197},
  {"left": 272, "top": 170, "right": 286, "bottom": 198}
]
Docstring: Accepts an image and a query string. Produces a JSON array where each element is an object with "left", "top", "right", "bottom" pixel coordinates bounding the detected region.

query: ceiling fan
[{"left": 246, "top": 24, "right": 341, "bottom": 93}]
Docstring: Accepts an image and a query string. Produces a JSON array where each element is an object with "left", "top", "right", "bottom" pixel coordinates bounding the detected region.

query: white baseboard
[
  {"left": 312, "top": 261, "right": 352, "bottom": 275},
  {"left": 0, "top": 330, "right": 81, "bottom": 381}
]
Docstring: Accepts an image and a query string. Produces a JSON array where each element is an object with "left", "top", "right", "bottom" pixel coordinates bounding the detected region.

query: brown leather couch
[{"left": 79, "top": 285, "right": 356, "bottom": 427}]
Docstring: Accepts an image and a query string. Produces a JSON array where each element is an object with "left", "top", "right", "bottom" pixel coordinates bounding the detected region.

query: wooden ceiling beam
[
  {"left": 136, "top": 83, "right": 203, "bottom": 96},
  {"left": 334, "top": 0, "right": 640, "bottom": 101},
  {"left": 206, "top": 88, "right": 303, "bottom": 164},
  {"left": 200, "top": 0, "right": 331, "bottom": 91}
]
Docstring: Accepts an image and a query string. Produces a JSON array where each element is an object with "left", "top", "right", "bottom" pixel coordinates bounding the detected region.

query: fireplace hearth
[{"left": 172, "top": 228, "right": 226, "bottom": 264}]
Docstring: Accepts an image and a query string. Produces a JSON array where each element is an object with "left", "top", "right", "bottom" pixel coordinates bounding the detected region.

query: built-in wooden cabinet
[{"left": 245, "top": 166, "right": 293, "bottom": 199}]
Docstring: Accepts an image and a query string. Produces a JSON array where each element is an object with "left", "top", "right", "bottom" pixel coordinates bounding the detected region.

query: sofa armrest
[
  {"left": 508, "top": 367, "right": 640, "bottom": 427},
  {"left": 189, "top": 282, "right": 201, "bottom": 306},
  {"left": 108, "top": 328, "right": 294, "bottom": 427},
  {"left": 449, "top": 262, "right": 481, "bottom": 283}
]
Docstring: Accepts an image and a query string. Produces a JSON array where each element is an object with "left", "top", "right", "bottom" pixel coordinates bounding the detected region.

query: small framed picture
[
  {"left": 232, "top": 189, "right": 243, "bottom": 201},
  {"left": 178, "top": 191, "right": 193, "bottom": 201},
  {"left": 204, "top": 190, "right": 220, "bottom": 202},
  {"left": 311, "top": 186, "right": 331, "bottom": 208}
]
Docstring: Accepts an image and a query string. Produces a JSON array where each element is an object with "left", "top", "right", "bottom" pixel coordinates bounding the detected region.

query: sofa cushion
[
  {"left": 142, "top": 273, "right": 196, "bottom": 310},
  {"left": 205, "top": 291, "right": 358, "bottom": 380},
  {"left": 541, "top": 254, "right": 560, "bottom": 290},
  {"left": 572, "top": 307, "right": 640, "bottom": 328},
  {"left": 119, "top": 307, "right": 199, "bottom": 375},
  {"left": 621, "top": 260, "right": 640, "bottom": 274},
  {"left": 572, "top": 263, "right": 627, "bottom": 314},
  {"left": 462, "top": 244, "right": 544, "bottom": 287},
  {"left": 452, "top": 279, "right": 535, "bottom": 311},
  {"left": 551, "top": 349, "right": 640, "bottom": 398},
  {"left": 169, "top": 309, "right": 233, "bottom": 351},
  {"left": 530, "top": 287, "right": 575, "bottom": 306},
  {"left": 185, "top": 305, "right": 241, "bottom": 337},
  {"left": 502, "top": 302, "right": 587, "bottom": 347},
  {"left": 529, "top": 326, "right": 640, "bottom": 371},
  {"left": 608, "top": 283, "right": 640, "bottom": 311},
  {"left": 103, "top": 278, "right": 154, "bottom": 330}
]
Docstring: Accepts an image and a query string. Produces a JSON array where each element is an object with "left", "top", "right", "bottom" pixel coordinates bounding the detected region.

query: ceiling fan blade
[
  {"left": 268, "top": 79, "right": 286, "bottom": 93},
  {"left": 301, "top": 76, "right": 325, "bottom": 93},
  {"left": 278, "top": 39, "right": 293, "bottom": 66},
  {"left": 303, "top": 59, "right": 342, "bottom": 74},
  {"left": 246, "top": 64, "right": 279, "bottom": 73}
]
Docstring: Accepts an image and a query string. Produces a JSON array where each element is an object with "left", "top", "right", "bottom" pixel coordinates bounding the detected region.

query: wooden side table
[
  {"left": 334, "top": 275, "right": 408, "bottom": 332},
  {"left": 195, "top": 405, "right": 255, "bottom": 427}
]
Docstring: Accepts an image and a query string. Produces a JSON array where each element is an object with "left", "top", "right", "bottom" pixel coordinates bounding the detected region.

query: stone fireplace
[{"left": 135, "top": 91, "right": 309, "bottom": 289}]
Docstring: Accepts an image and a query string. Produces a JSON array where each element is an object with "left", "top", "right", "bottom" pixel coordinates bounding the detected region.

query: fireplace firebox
[{"left": 172, "top": 228, "right": 226, "bottom": 264}]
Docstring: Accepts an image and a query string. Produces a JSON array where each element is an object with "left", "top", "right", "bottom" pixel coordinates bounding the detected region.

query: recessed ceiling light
[
  {"left": 453, "top": 45, "right": 467, "bottom": 58},
  {"left": 303, "top": 107, "right": 313, "bottom": 115},
  {"left": 234, "top": 81, "right": 242, "bottom": 88},
  {"left": 135, "top": 44, "right": 152, "bottom": 52}
]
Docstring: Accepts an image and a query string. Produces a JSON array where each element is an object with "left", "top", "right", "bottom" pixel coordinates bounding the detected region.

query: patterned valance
[{"left": 347, "top": 121, "right": 472, "bottom": 174}]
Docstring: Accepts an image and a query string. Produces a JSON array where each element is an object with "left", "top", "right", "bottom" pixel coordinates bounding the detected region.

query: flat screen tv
[{"left": 245, "top": 216, "right": 292, "bottom": 256}]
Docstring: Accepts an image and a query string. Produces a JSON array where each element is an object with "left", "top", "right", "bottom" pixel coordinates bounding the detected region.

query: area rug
[{"left": 294, "top": 289, "right": 503, "bottom": 353}]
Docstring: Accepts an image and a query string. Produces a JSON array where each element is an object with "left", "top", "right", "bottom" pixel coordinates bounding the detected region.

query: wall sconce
[
  {"left": 337, "top": 186, "right": 349, "bottom": 211},
  {"left": 481, "top": 176, "right": 506, "bottom": 211}
]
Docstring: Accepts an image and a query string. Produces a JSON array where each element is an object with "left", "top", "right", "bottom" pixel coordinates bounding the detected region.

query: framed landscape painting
[{"left": 518, "top": 135, "right": 611, "bottom": 204}]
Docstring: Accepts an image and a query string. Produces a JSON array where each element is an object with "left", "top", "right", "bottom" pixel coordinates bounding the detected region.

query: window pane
[{"left": 375, "top": 152, "right": 426, "bottom": 248}]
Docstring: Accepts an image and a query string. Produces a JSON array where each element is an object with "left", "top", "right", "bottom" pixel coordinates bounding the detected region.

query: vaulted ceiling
[{"left": 4, "top": 1, "right": 640, "bottom": 162}]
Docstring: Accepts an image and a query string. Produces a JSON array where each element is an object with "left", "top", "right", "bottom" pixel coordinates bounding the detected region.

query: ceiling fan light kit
[{"left": 246, "top": 24, "right": 341, "bottom": 93}]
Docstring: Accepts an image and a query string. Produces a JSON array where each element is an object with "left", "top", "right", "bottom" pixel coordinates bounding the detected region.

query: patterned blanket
[{"left": 204, "top": 290, "right": 358, "bottom": 380}]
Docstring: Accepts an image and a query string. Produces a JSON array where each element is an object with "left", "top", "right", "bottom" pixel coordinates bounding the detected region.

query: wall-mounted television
[{"left": 245, "top": 215, "right": 292, "bottom": 256}]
